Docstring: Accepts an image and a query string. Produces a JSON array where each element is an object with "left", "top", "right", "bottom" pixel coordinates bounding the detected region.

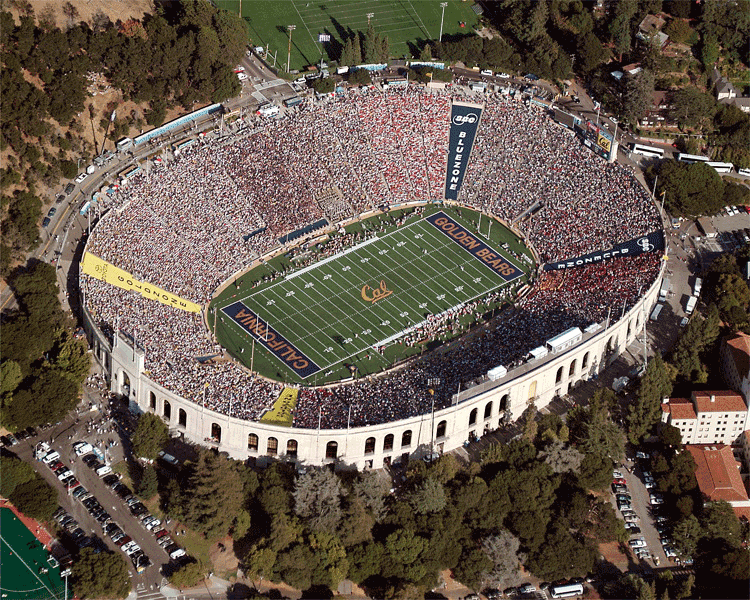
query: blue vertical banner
[{"left": 444, "top": 101, "right": 484, "bottom": 200}]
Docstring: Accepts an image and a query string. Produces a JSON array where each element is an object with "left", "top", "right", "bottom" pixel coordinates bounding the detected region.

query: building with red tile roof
[
  {"left": 661, "top": 391, "right": 748, "bottom": 446},
  {"left": 686, "top": 444, "right": 750, "bottom": 520},
  {"left": 722, "top": 332, "right": 750, "bottom": 402}
]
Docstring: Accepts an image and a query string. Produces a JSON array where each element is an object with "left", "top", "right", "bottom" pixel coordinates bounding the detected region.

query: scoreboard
[{"left": 575, "top": 121, "right": 615, "bottom": 161}]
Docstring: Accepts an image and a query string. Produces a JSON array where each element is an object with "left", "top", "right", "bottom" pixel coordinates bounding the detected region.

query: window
[
  {"left": 582, "top": 352, "right": 589, "bottom": 368},
  {"left": 267, "top": 437, "right": 278, "bottom": 455},
  {"left": 365, "top": 437, "right": 376, "bottom": 455},
  {"left": 211, "top": 423, "right": 222, "bottom": 443},
  {"left": 163, "top": 400, "right": 171, "bottom": 420},
  {"left": 248, "top": 433, "right": 259, "bottom": 451},
  {"left": 484, "top": 402, "right": 492, "bottom": 420},
  {"left": 178, "top": 408, "right": 187, "bottom": 428},
  {"left": 401, "top": 430, "right": 412, "bottom": 448},
  {"left": 286, "top": 439, "right": 298, "bottom": 457},
  {"left": 569, "top": 360, "right": 576, "bottom": 377},
  {"left": 384, "top": 434, "right": 394, "bottom": 452},
  {"left": 326, "top": 441, "right": 338, "bottom": 459},
  {"left": 469, "top": 408, "right": 478, "bottom": 426},
  {"left": 556, "top": 366, "right": 564, "bottom": 384},
  {"left": 500, "top": 394, "right": 509, "bottom": 411},
  {"left": 436, "top": 420, "right": 447, "bottom": 439},
  {"left": 149, "top": 391, "right": 156, "bottom": 410}
]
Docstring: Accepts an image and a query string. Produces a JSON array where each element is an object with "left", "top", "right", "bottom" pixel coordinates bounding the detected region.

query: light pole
[
  {"left": 439, "top": 2, "right": 448, "bottom": 42},
  {"left": 287, "top": 25, "right": 296, "bottom": 73}
]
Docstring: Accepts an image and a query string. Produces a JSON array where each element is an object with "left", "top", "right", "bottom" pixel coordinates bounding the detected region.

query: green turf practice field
[
  {"left": 216, "top": 0, "right": 480, "bottom": 71},
  {"left": 211, "top": 205, "right": 533, "bottom": 385},
  {"left": 0, "top": 508, "right": 66, "bottom": 600}
]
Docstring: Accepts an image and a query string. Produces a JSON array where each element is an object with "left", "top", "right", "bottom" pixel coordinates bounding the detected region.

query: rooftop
[
  {"left": 726, "top": 332, "right": 750, "bottom": 381},
  {"left": 686, "top": 444, "right": 748, "bottom": 503},
  {"left": 662, "top": 397, "right": 697, "bottom": 421},
  {"left": 693, "top": 390, "right": 747, "bottom": 414}
]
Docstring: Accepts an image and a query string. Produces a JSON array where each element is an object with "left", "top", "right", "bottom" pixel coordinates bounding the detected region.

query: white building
[{"left": 661, "top": 390, "right": 749, "bottom": 446}]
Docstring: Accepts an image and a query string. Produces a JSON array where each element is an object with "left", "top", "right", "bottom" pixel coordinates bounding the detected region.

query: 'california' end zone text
[{"left": 221, "top": 302, "right": 321, "bottom": 378}]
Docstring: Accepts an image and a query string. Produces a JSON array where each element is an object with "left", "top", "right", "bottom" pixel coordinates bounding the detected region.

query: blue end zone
[
  {"left": 221, "top": 301, "right": 321, "bottom": 378},
  {"left": 425, "top": 211, "right": 524, "bottom": 282}
]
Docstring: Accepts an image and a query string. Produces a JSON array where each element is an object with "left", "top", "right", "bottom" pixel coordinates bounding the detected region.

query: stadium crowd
[{"left": 83, "top": 85, "right": 662, "bottom": 429}]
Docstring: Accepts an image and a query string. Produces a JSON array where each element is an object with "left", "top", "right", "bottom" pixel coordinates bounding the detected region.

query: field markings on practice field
[
  {"left": 215, "top": 0, "right": 478, "bottom": 71},
  {"left": 217, "top": 213, "right": 523, "bottom": 377}
]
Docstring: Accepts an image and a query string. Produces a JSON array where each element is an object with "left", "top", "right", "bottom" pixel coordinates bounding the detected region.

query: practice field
[
  {"left": 0, "top": 508, "right": 66, "bottom": 600},
  {"left": 212, "top": 206, "right": 532, "bottom": 385},
  {"left": 216, "top": 0, "right": 480, "bottom": 71}
]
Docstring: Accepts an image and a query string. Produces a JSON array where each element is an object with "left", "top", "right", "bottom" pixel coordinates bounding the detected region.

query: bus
[
  {"left": 650, "top": 303, "right": 663, "bottom": 321},
  {"left": 630, "top": 143, "right": 664, "bottom": 159},
  {"left": 737, "top": 167, "right": 750, "bottom": 177},
  {"left": 675, "top": 152, "right": 709, "bottom": 164},
  {"left": 550, "top": 583, "right": 585, "bottom": 598},
  {"left": 706, "top": 161, "right": 733, "bottom": 174}
]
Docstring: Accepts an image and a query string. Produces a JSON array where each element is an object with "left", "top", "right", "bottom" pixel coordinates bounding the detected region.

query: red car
[{"left": 613, "top": 477, "right": 627, "bottom": 485}]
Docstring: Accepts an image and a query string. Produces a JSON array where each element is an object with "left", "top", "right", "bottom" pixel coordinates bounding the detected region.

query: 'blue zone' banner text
[
  {"left": 221, "top": 302, "right": 321, "bottom": 378},
  {"left": 426, "top": 212, "right": 524, "bottom": 281},
  {"left": 544, "top": 230, "right": 665, "bottom": 271},
  {"left": 444, "top": 102, "right": 483, "bottom": 200}
]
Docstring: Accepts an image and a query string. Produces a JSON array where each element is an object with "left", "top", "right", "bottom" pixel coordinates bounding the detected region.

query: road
[{"left": 0, "top": 50, "right": 294, "bottom": 316}]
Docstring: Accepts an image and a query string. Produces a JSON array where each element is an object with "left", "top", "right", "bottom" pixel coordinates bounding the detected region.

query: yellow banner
[
  {"left": 260, "top": 387, "right": 297, "bottom": 427},
  {"left": 80, "top": 252, "right": 201, "bottom": 313}
]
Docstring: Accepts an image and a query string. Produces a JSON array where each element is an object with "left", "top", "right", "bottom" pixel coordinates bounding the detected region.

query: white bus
[
  {"left": 630, "top": 143, "right": 664, "bottom": 159},
  {"left": 706, "top": 161, "right": 733, "bottom": 174},
  {"left": 737, "top": 167, "right": 750, "bottom": 177},
  {"left": 550, "top": 583, "right": 585, "bottom": 598},
  {"left": 675, "top": 152, "right": 709, "bottom": 164}
]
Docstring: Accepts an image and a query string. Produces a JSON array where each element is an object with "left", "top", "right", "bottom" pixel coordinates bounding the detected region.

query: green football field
[
  {"left": 211, "top": 206, "right": 532, "bottom": 385},
  {"left": 0, "top": 508, "right": 66, "bottom": 600},
  {"left": 216, "top": 0, "right": 480, "bottom": 71}
]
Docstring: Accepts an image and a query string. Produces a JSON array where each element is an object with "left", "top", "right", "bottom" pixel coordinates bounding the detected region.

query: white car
[
  {"left": 650, "top": 495, "right": 664, "bottom": 505},
  {"left": 628, "top": 537, "right": 647, "bottom": 548},
  {"left": 613, "top": 470, "right": 623, "bottom": 479},
  {"left": 644, "top": 479, "right": 655, "bottom": 489},
  {"left": 624, "top": 514, "right": 639, "bottom": 523},
  {"left": 237, "top": 72, "right": 248, "bottom": 81},
  {"left": 480, "top": 69, "right": 493, "bottom": 76},
  {"left": 145, "top": 519, "right": 161, "bottom": 531},
  {"left": 498, "top": 72, "right": 510, "bottom": 78},
  {"left": 74, "top": 173, "right": 87, "bottom": 184}
]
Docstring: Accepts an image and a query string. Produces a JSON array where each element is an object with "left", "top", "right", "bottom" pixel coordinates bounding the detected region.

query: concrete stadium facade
[{"left": 81, "top": 264, "right": 662, "bottom": 470}]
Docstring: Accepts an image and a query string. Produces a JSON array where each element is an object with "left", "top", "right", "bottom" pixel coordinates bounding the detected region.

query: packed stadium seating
[{"left": 83, "top": 86, "right": 662, "bottom": 429}]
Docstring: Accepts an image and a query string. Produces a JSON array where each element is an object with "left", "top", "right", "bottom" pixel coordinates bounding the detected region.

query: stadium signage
[
  {"left": 445, "top": 101, "right": 484, "bottom": 200},
  {"left": 361, "top": 280, "right": 393, "bottom": 304},
  {"left": 426, "top": 212, "right": 523, "bottom": 282},
  {"left": 80, "top": 252, "right": 201, "bottom": 313},
  {"left": 222, "top": 302, "right": 321, "bottom": 378},
  {"left": 543, "top": 230, "right": 665, "bottom": 271}
]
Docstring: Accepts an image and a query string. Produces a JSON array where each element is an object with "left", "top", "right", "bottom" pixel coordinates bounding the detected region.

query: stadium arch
[{"left": 81, "top": 268, "right": 661, "bottom": 470}]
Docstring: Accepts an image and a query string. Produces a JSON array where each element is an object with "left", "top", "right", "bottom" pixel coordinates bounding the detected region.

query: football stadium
[{"left": 80, "top": 87, "right": 665, "bottom": 468}]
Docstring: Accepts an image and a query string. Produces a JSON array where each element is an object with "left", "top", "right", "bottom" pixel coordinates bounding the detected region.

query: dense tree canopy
[
  {"left": 72, "top": 548, "right": 131, "bottom": 600},
  {"left": 1, "top": 260, "right": 89, "bottom": 430}
]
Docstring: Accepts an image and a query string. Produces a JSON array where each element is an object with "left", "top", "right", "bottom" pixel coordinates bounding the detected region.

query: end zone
[{"left": 221, "top": 302, "right": 321, "bottom": 378}]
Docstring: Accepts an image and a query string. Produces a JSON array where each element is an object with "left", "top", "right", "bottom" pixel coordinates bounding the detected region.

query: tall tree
[
  {"left": 292, "top": 467, "right": 344, "bottom": 533},
  {"left": 182, "top": 450, "right": 244, "bottom": 539},
  {"left": 72, "top": 549, "right": 130, "bottom": 600},
  {"left": 131, "top": 412, "right": 169, "bottom": 460},
  {"left": 623, "top": 69, "right": 655, "bottom": 125},
  {"left": 480, "top": 530, "right": 524, "bottom": 589},
  {"left": 627, "top": 355, "right": 673, "bottom": 443}
]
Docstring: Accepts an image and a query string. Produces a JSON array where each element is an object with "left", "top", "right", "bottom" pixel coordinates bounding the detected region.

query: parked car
[
  {"left": 626, "top": 525, "right": 642, "bottom": 534},
  {"left": 628, "top": 537, "right": 647, "bottom": 548},
  {"left": 612, "top": 477, "right": 627, "bottom": 485},
  {"left": 64, "top": 183, "right": 75, "bottom": 195},
  {"left": 613, "top": 470, "right": 623, "bottom": 479}
]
